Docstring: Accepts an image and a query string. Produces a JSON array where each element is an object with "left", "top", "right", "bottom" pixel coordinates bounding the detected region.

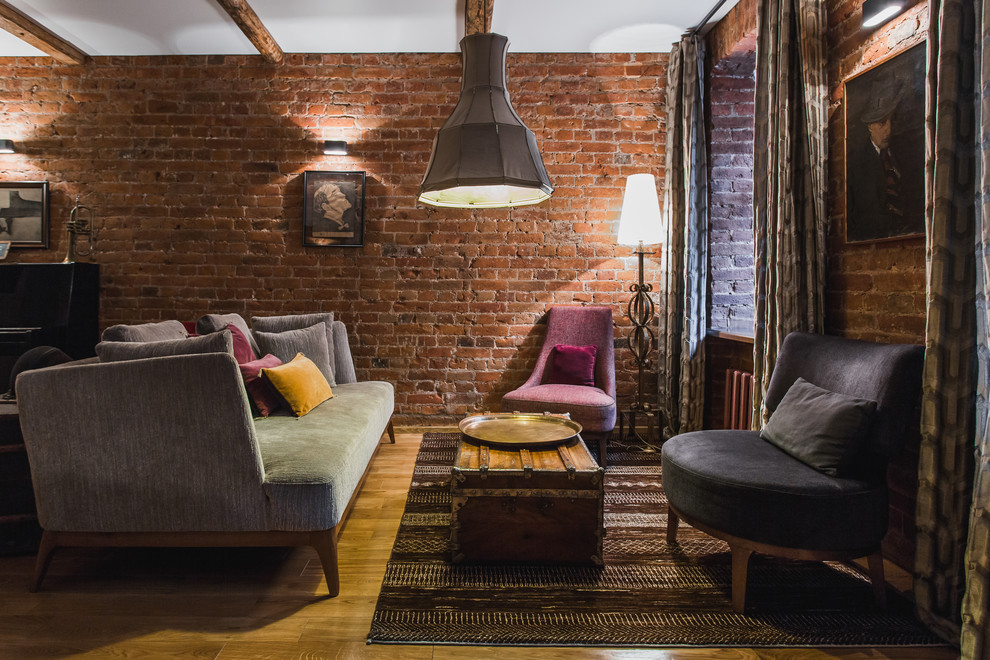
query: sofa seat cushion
[
  {"left": 253, "top": 380, "right": 394, "bottom": 531},
  {"left": 501, "top": 384, "right": 616, "bottom": 432},
  {"left": 661, "top": 430, "right": 888, "bottom": 552}
]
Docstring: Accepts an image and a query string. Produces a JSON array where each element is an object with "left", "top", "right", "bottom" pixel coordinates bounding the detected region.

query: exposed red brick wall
[
  {"left": 826, "top": 0, "right": 929, "bottom": 344},
  {"left": 0, "top": 52, "right": 667, "bottom": 425},
  {"left": 825, "top": 0, "right": 929, "bottom": 571},
  {"left": 706, "top": 0, "right": 758, "bottom": 65}
]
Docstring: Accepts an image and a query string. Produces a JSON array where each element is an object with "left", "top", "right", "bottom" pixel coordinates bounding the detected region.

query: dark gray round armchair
[{"left": 662, "top": 332, "right": 925, "bottom": 613}]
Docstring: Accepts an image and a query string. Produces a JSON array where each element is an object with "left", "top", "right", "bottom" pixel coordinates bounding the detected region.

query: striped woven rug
[{"left": 367, "top": 432, "right": 943, "bottom": 647}]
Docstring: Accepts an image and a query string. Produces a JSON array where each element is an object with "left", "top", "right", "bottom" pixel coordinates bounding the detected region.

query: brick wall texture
[
  {"left": 707, "top": 44, "right": 756, "bottom": 333},
  {"left": 825, "top": 0, "right": 929, "bottom": 570},
  {"left": 825, "top": 0, "right": 929, "bottom": 344},
  {"left": 0, "top": 52, "right": 667, "bottom": 425}
]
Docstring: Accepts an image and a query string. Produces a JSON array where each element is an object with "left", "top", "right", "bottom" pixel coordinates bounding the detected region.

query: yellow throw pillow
[{"left": 262, "top": 353, "right": 334, "bottom": 417}]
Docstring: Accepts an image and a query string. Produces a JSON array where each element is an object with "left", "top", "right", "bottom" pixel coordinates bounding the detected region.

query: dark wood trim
[
  {"left": 0, "top": 1, "right": 87, "bottom": 64},
  {"left": 213, "top": 0, "right": 283, "bottom": 64},
  {"left": 707, "top": 328, "right": 755, "bottom": 343},
  {"left": 666, "top": 504, "right": 885, "bottom": 613}
]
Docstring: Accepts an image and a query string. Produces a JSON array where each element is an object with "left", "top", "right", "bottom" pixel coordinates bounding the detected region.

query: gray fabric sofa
[{"left": 16, "top": 316, "right": 394, "bottom": 596}]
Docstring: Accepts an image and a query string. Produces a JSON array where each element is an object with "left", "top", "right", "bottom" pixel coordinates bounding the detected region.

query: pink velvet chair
[{"left": 501, "top": 306, "right": 617, "bottom": 465}]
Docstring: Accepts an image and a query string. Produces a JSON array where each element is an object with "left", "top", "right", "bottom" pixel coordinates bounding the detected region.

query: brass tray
[{"left": 458, "top": 413, "right": 582, "bottom": 447}]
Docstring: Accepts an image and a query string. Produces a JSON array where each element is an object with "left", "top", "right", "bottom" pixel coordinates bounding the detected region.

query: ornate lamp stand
[{"left": 615, "top": 174, "right": 663, "bottom": 447}]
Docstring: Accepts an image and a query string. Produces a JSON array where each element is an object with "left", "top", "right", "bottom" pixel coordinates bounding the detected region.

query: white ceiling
[{"left": 0, "top": 0, "right": 740, "bottom": 57}]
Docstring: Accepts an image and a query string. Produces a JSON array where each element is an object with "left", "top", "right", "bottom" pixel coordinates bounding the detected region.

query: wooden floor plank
[{"left": 0, "top": 432, "right": 957, "bottom": 659}]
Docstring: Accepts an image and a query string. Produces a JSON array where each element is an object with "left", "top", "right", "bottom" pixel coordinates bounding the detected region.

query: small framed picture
[
  {"left": 302, "top": 171, "right": 365, "bottom": 247},
  {"left": 0, "top": 241, "right": 9, "bottom": 260},
  {"left": 0, "top": 181, "right": 49, "bottom": 248}
]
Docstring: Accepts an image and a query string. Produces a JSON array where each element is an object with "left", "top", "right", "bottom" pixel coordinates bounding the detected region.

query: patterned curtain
[
  {"left": 750, "top": 0, "right": 828, "bottom": 428},
  {"left": 916, "top": 0, "right": 979, "bottom": 646},
  {"left": 659, "top": 34, "right": 708, "bottom": 439},
  {"left": 962, "top": 0, "right": 990, "bottom": 656}
]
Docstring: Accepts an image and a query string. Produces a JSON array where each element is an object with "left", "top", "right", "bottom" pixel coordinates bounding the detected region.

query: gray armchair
[{"left": 662, "top": 332, "right": 924, "bottom": 612}]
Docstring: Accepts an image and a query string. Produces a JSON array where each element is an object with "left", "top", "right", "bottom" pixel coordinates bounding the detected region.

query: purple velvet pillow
[
  {"left": 238, "top": 353, "right": 283, "bottom": 417},
  {"left": 225, "top": 323, "right": 257, "bottom": 364},
  {"left": 546, "top": 344, "right": 597, "bottom": 387}
]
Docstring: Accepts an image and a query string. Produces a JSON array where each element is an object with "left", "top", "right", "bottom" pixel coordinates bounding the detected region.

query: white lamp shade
[{"left": 617, "top": 173, "right": 663, "bottom": 246}]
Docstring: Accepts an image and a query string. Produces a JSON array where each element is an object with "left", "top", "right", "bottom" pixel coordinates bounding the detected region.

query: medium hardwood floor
[{"left": 0, "top": 431, "right": 956, "bottom": 660}]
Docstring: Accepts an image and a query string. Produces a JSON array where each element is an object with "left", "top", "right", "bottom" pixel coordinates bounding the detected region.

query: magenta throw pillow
[
  {"left": 225, "top": 322, "right": 257, "bottom": 364},
  {"left": 546, "top": 344, "right": 598, "bottom": 387},
  {"left": 238, "top": 353, "right": 283, "bottom": 417}
]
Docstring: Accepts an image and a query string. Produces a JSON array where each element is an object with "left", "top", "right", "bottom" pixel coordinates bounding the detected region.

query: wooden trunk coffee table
[{"left": 450, "top": 413, "right": 605, "bottom": 566}]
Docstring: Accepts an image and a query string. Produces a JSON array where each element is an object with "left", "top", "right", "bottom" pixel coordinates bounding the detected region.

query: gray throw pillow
[
  {"left": 760, "top": 377, "right": 878, "bottom": 477},
  {"left": 97, "top": 330, "right": 234, "bottom": 362},
  {"left": 252, "top": 313, "right": 335, "bottom": 380},
  {"left": 196, "top": 313, "right": 259, "bottom": 355},
  {"left": 101, "top": 320, "right": 188, "bottom": 342},
  {"left": 253, "top": 322, "right": 335, "bottom": 386}
]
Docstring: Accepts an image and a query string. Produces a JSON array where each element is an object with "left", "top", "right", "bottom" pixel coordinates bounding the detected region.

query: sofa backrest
[
  {"left": 196, "top": 313, "right": 358, "bottom": 385},
  {"left": 17, "top": 352, "right": 270, "bottom": 533},
  {"left": 529, "top": 306, "right": 616, "bottom": 397},
  {"left": 765, "top": 332, "right": 925, "bottom": 460}
]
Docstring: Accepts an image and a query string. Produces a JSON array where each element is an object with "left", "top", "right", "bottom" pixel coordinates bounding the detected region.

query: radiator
[{"left": 723, "top": 369, "right": 754, "bottom": 430}]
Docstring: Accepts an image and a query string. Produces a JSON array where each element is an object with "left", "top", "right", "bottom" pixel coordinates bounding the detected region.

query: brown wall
[
  {"left": 827, "top": 0, "right": 929, "bottom": 570},
  {"left": 0, "top": 52, "right": 668, "bottom": 425},
  {"left": 826, "top": 0, "right": 929, "bottom": 344}
]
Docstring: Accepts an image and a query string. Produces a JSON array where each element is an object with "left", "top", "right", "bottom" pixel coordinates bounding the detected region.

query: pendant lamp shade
[{"left": 418, "top": 33, "right": 553, "bottom": 208}]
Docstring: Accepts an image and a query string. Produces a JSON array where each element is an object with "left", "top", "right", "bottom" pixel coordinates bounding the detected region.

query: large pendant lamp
[{"left": 418, "top": 33, "right": 553, "bottom": 208}]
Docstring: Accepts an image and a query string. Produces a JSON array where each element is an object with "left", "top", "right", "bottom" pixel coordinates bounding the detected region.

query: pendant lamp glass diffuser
[{"left": 418, "top": 33, "right": 553, "bottom": 208}]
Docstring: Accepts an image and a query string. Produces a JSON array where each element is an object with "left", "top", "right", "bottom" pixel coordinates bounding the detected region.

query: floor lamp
[{"left": 616, "top": 173, "right": 663, "bottom": 445}]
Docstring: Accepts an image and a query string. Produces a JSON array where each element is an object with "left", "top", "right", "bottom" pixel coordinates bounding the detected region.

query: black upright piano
[{"left": 0, "top": 263, "right": 99, "bottom": 390}]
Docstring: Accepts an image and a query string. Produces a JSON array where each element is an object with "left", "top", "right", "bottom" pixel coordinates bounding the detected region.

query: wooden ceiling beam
[
  {"left": 0, "top": 0, "right": 87, "bottom": 64},
  {"left": 214, "top": 0, "right": 283, "bottom": 64},
  {"left": 465, "top": 0, "right": 494, "bottom": 35}
]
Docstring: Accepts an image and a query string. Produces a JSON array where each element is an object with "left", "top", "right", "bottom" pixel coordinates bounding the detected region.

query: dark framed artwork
[
  {"left": 844, "top": 42, "right": 926, "bottom": 243},
  {"left": 302, "top": 171, "right": 365, "bottom": 247},
  {"left": 0, "top": 181, "right": 49, "bottom": 248}
]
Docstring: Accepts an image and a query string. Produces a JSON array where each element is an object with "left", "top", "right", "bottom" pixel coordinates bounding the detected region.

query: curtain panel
[
  {"left": 917, "top": 0, "right": 979, "bottom": 646},
  {"left": 659, "top": 35, "right": 708, "bottom": 439},
  {"left": 751, "top": 0, "right": 828, "bottom": 428},
  {"left": 962, "top": 0, "right": 990, "bottom": 656}
]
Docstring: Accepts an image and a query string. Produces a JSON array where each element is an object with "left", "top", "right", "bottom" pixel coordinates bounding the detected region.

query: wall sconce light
[
  {"left": 0, "top": 140, "right": 15, "bottom": 154},
  {"left": 322, "top": 140, "right": 348, "bottom": 156},
  {"left": 862, "top": 0, "right": 906, "bottom": 28}
]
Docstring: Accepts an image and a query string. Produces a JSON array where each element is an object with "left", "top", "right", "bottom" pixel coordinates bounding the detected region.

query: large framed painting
[
  {"left": 843, "top": 42, "right": 926, "bottom": 243},
  {"left": 0, "top": 181, "right": 49, "bottom": 248},
  {"left": 302, "top": 171, "right": 365, "bottom": 247}
]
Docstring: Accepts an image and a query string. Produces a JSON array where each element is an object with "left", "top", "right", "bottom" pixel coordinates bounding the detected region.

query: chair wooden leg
[
  {"left": 597, "top": 434, "right": 607, "bottom": 468},
  {"left": 385, "top": 419, "right": 396, "bottom": 444},
  {"left": 867, "top": 551, "right": 887, "bottom": 608},
  {"left": 730, "top": 545, "right": 754, "bottom": 614},
  {"left": 666, "top": 509, "right": 680, "bottom": 543},
  {"left": 30, "top": 530, "right": 57, "bottom": 593},
  {"left": 310, "top": 529, "right": 340, "bottom": 597}
]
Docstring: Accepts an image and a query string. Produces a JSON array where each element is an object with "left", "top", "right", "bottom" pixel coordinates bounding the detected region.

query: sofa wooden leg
[
  {"left": 730, "top": 545, "right": 753, "bottom": 614},
  {"left": 598, "top": 434, "right": 607, "bottom": 468},
  {"left": 666, "top": 509, "right": 680, "bottom": 543},
  {"left": 867, "top": 551, "right": 887, "bottom": 608},
  {"left": 30, "top": 530, "right": 57, "bottom": 593},
  {"left": 386, "top": 419, "right": 396, "bottom": 444},
  {"left": 311, "top": 529, "right": 340, "bottom": 597}
]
